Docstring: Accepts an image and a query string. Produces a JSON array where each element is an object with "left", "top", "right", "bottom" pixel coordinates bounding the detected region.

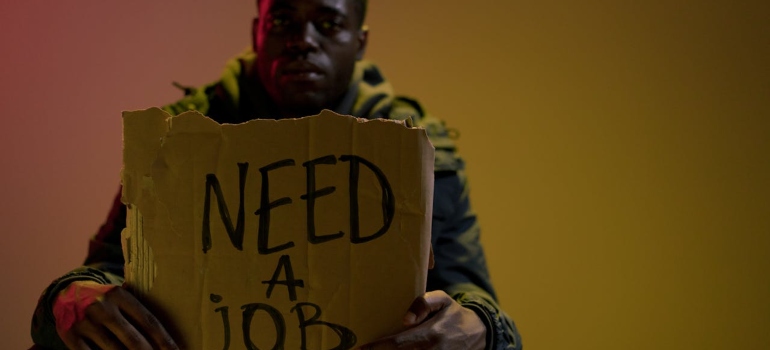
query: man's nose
[{"left": 286, "top": 22, "right": 319, "bottom": 54}]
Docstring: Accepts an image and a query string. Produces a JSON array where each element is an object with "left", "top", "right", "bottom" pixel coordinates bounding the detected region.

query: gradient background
[{"left": 2, "top": 0, "right": 769, "bottom": 349}]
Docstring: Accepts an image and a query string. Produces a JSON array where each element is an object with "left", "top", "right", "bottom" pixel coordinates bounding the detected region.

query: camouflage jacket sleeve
[
  {"left": 30, "top": 190, "right": 127, "bottom": 349},
  {"left": 388, "top": 97, "right": 522, "bottom": 350},
  {"left": 430, "top": 169, "right": 523, "bottom": 350}
]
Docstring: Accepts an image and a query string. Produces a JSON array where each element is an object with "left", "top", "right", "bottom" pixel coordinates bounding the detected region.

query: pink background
[{"left": 2, "top": 0, "right": 769, "bottom": 349}]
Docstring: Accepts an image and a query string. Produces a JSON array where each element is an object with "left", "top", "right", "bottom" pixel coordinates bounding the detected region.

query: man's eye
[
  {"left": 318, "top": 20, "right": 342, "bottom": 31},
  {"left": 267, "top": 15, "right": 291, "bottom": 30}
]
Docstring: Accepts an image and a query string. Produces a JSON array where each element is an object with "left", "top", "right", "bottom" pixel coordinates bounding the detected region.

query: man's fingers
[
  {"left": 59, "top": 329, "right": 92, "bottom": 350},
  {"left": 403, "top": 290, "right": 452, "bottom": 326},
  {"left": 75, "top": 319, "right": 125, "bottom": 350},
  {"left": 68, "top": 338, "right": 93, "bottom": 350},
  {"left": 107, "top": 316, "right": 152, "bottom": 350},
  {"left": 358, "top": 337, "right": 398, "bottom": 350},
  {"left": 361, "top": 325, "right": 435, "bottom": 350},
  {"left": 53, "top": 281, "right": 117, "bottom": 335},
  {"left": 110, "top": 288, "right": 179, "bottom": 349},
  {"left": 54, "top": 284, "right": 177, "bottom": 349},
  {"left": 367, "top": 294, "right": 485, "bottom": 350},
  {"left": 87, "top": 300, "right": 153, "bottom": 350}
]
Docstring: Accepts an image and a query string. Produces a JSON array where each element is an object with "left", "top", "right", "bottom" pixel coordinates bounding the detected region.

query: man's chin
[{"left": 279, "top": 95, "right": 328, "bottom": 117}]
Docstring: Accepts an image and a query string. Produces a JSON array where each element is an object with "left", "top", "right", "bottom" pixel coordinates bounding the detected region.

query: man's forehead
[{"left": 259, "top": 0, "right": 351, "bottom": 14}]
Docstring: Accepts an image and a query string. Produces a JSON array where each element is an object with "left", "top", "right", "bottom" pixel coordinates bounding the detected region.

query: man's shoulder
[
  {"left": 162, "top": 50, "right": 252, "bottom": 119},
  {"left": 387, "top": 96, "right": 464, "bottom": 173},
  {"left": 162, "top": 82, "right": 215, "bottom": 116}
]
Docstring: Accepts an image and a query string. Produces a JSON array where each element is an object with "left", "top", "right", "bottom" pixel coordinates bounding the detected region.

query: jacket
[{"left": 31, "top": 50, "right": 522, "bottom": 350}]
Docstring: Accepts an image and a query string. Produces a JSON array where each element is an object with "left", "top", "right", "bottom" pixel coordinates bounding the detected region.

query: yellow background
[{"left": 1, "top": 0, "right": 768, "bottom": 349}]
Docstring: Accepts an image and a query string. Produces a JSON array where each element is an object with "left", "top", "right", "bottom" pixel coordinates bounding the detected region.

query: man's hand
[
  {"left": 360, "top": 290, "right": 487, "bottom": 350},
  {"left": 52, "top": 281, "right": 179, "bottom": 350}
]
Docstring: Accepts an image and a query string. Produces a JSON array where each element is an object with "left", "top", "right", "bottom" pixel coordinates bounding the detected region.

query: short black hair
[
  {"left": 256, "top": 0, "right": 368, "bottom": 27},
  {"left": 357, "top": 0, "right": 368, "bottom": 26}
]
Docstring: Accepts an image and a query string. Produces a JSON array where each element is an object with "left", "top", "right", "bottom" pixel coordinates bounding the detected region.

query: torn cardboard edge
[{"left": 121, "top": 108, "right": 434, "bottom": 349}]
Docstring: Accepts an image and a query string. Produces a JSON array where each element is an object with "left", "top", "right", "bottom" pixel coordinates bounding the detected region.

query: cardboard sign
[{"left": 121, "top": 108, "right": 434, "bottom": 349}]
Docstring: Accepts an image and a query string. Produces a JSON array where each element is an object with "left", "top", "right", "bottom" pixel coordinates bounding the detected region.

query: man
[{"left": 31, "top": 0, "right": 522, "bottom": 349}]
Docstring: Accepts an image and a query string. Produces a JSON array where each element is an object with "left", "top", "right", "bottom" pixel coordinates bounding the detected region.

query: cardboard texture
[{"left": 121, "top": 108, "right": 434, "bottom": 349}]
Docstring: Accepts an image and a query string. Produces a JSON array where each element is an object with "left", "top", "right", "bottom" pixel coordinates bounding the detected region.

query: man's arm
[
  {"left": 373, "top": 99, "right": 523, "bottom": 349},
  {"left": 360, "top": 166, "right": 523, "bottom": 350},
  {"left": 31, "top": 189, "right": 178, "bottom": 349},
  {"left": 31, "top": 190, "right": 126, "bottom": 349},
  {"left": 29, "top": 85, "right": 210, "bottom": 349},
  {"left": 428, "top": 169, "right": 523, "bottom": 350}
]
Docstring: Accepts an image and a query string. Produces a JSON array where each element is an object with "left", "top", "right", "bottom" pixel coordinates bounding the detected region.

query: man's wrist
[{"left": 461, "top": 301, "right": 494, "bottom": 350}]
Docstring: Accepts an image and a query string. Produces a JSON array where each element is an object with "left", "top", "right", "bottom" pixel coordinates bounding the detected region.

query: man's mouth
[{"left": 280, "top": 62, "right": 324, "bottom": 82}]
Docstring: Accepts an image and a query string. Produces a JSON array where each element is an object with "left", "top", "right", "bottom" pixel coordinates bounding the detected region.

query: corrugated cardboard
[{"left": 121, "top": 108, "right": 434, "bottom": 349}]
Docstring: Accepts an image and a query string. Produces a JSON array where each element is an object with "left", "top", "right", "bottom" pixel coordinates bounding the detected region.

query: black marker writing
[
  {"left": 301, "top": 155, "right": 344, "bottom": 244},
  {"left": 202, "top": 163, "right": 249, "bottom": 253},
  {"left": 292, "top": 302, "right": 357, "bottom": 350},
  {"left": 262, "top": 254, "right": 305, "bottom": 301},
  {"left": 339, "top": 155, "right": 395, "bottom": 244},
  {"left": 212, "top": 296, "right": 356, "bottom": 349},
  {"left": 241, "top": 303, "right": 285, "bottom": 350},
  {"left": 255, "top": 159, "right": 296, "bottom": 255},
  {"left": 201, "top": 154, "right": 395, "bottom": 254},
  {"left": 211, "top": 294, "right": 230, "bottom": 350}
]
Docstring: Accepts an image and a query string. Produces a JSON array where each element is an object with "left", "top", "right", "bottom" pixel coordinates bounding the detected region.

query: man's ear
[
  {"left": 355, "top": 25, "right": 369, "bottom": 60},
  {"left": 251, "top": 17, "right": 259, "bottom": 53}
]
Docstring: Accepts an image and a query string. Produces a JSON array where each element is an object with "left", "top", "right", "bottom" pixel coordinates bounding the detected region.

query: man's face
[{"left": 253, "top": 0, "right": 367, "bottom": 117}]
